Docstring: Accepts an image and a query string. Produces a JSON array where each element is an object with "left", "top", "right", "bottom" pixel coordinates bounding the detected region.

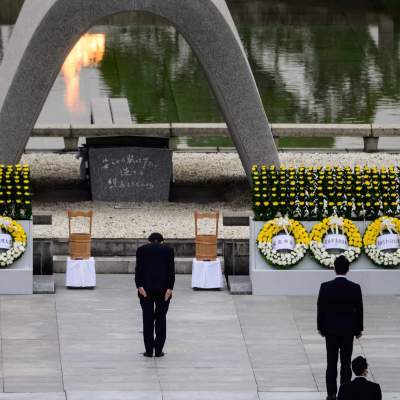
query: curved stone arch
[{"left": 0, "top": 0, "right": 279, "bottom": 179}]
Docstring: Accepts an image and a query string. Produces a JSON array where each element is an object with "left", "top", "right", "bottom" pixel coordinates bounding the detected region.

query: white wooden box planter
[
  {"left": 0, "top": 220, "right": 33, "bottom": 294},
  {"left": 250, "top": 219, "right": 400, "bottom": 295}
]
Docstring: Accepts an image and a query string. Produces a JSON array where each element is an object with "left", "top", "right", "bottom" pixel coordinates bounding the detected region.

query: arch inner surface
[{"left": 0, "top": 0, "right": 279, "bottom": 180}]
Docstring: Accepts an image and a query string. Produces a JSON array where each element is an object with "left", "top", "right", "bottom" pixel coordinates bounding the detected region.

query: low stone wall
[
  {"left": 250, "top": 219, "right": 400, "bottom": 295},
  {"left": 0, "top": 220, "right": 33, "bottom": 294},
  {"left": 31, "top": 122, "right": 400, "bottom": 153},
  {"left": 33, "top": 238, "right": 250, "bottom": 276}
]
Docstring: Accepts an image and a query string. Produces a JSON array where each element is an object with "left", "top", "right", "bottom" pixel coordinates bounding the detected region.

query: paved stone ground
[{"left": 0, "top": 274, "right": 398, "bottom": 400}]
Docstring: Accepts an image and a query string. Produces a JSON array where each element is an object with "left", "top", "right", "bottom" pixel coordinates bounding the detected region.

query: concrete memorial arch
[{"left": 0, "top": 0, "right": 279, "bottom": 180}]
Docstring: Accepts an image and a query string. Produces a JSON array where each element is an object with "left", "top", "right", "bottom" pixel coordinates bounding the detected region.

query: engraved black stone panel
[{"left": 88, "top": 146, "right": 172, "bottom": 202}]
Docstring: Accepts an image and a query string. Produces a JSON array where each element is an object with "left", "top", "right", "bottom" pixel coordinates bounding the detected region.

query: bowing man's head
[
  {"left": 148, "top": 232, "right": 164, "bottom": 244},
  {"left": 334, "top": 255, "right": 349, "bottom": 275},
  {"left": 352, "top": 356, "right": 368, "bottom": 377}
]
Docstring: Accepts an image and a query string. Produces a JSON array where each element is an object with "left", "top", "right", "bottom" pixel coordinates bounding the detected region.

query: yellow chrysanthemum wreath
[
  {"left": 257, "top": 217, "right": 309, "bottom": 269},
  {"left": 0, "top": 216, "right": 27, "bottom": 268},
  {"left": 310, "top": 216, "right": 362, "bottom": 268},
  {"left": 364, "top": 217, "right": 400, "bottom": 268}
]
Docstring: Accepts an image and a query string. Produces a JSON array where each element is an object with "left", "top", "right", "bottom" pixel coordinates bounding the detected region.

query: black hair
[
  {"left": 334, "top": 255, "right": 349, "bottom": 275},
  {"left": 148, "top": 232, "right": 164, "bottom": 243},
  {"left": 352, "top": 356, "right": 368, "bottom": 376}
]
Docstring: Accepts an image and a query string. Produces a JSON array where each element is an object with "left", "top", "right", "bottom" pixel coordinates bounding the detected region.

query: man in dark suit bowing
[
  {"left": 135, "top": 232, "right": 175, "bottom": 358},
  {"left": 338, "top": 356, "right": 381, "bottom": 400},
  {"left": 317, "top": 255, "right": 364, "bottom": 400}
]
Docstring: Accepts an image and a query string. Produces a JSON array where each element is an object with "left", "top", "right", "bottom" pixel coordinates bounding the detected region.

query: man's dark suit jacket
[
  {"left": 135, "top": 243, "right": 175, "bottom": 291},
  {"left": 317, "top": 277, "right": 363, "bottom": 336},
  {"left": 338, "top": 377, "right": 382, "bottom": 400}
]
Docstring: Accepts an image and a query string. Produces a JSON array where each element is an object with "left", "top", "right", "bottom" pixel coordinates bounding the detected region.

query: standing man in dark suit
[
  {"left": 317, "top": 255, "right": 364, "bottom": 400},
  {"left": 135, "top": 232, "right": 175, "bottom": 358},
  {"left": 338, "top": 356, "right": 382, "bottom": 400}
]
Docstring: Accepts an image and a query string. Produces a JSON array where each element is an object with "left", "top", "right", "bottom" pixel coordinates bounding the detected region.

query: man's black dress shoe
[
  {"left": 155, "top": 352, "right": 165, "bottom": 357},
  {"left": 143, "top": 352, "right": 153, "bottom": 357}
]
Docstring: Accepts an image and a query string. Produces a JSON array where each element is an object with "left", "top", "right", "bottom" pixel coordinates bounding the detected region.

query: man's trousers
[
  {"left": 325, "top": 335, "right": 354, "bottom": 396},
  {"left": 139, "top": 290, "right": 171, "bottom": 355}
]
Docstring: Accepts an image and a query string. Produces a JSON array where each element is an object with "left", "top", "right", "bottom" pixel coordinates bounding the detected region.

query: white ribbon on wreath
[
  {"left": 330, "top": 215, "right": 344, "bottom": 235},
  {"left": 0, "top": 218, "right": 11, "bottom": 228},
  {"left": 276, "top": 216, "right": 291, "bottom": 235},
  {"left": 380, "top": 217, "right": 397, "bottom": 235}
]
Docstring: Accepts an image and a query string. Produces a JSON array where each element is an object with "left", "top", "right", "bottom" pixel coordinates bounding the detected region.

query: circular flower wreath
[
  {"left": 0, "top": 217, "right": 27, "bottom": 268},
  {"left": 257, "top": 217, "right": 309, "bottom": 269},
  {"left": 364, "top": 217, "right": 400, "bottom": 268},
  {"left": 310, "top": 216, "right": 362, "bottom": 268}
]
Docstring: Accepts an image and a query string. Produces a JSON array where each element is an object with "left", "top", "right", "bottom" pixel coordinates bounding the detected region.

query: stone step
[
  {"left": 52, "top": 256, "right": 224, "bottom": 274},
  {"left": 0, "top": 393, "right": 65, "bottom": 400},
  {"left": 0, "top": 389, "right": 398, "bottom": 400},
  {"left": 227, "top": 275, "right": 252, "bottom": 295},
  {"left": 33, "top": 275, "right": 55, "bottom": 294},
  {"left": 3, "top": 392, "right": 398, "bottom": 400},
  {"left": 259, "top": 394, "right": 400, "bottom": 400}
]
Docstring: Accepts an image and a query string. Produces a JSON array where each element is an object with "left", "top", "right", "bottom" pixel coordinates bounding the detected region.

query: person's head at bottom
[
  {"left": 352, "top": 356, "right": 368, "bottom": 377},
  {"left": 148, "top": 232, "right": 164, "bottom": 244},
  {"left": 334, "top": 255, "right": 349, "bottom": 276}
]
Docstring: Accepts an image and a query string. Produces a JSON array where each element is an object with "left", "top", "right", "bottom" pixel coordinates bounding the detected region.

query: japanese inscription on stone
[{"left": 89, "top": 147, "right": 172, "bottom": 201}]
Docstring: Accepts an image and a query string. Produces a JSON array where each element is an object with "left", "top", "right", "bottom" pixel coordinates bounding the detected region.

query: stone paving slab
[
  {"left": 258, "top": 393, "right": 400, "bottom": 400},
  {"left": 0, "top": 275, "right": 395, "bottom": 395},
  {"left": 258, "top": 394, "right": 324, "bottom": 400},
  {"left": 157, "top": 367, "right": 257, "bottom": 392},
  {"left": 2, "top": 339, "right": 63, "bottom": 393},
  {"left": 0, "top": 295, "right": 58, "bottom": 340},
  {"left": 0, "top": 394, "right": 65, "bottom": 400},
  {"left": 0, "top": 392, "right": 399, "bottom": 400},
  {"left": 62, "top": 367, "right": 160, "bottom": 392},
  {"left": 66, "top": 391, "right": 161, "bottom": 400},
  {"left": 162, "top": 391, "right": 259, "bottom": 400}
]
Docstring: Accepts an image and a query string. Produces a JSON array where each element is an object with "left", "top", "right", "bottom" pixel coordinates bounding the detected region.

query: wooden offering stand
[
  {"left": 68, "top": 210, "right": 93, "bottom": 260},
  {"left": 194, "top": 211, "right": 219, "bottom": 261}
]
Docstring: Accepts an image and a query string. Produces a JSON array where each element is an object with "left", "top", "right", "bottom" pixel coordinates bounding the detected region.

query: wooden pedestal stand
[
  {"left": 194, "top": 211, "right": 219, "bottom": 261},
  {"left": 68, "top": 210, "right": 93, "bottom": 260}
]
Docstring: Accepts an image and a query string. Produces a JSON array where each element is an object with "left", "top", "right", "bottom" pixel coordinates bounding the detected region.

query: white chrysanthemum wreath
[
  {"left": 257, "top": 216, "right": 309, "bottom": 269},
  {"left": 309, "top": 216, "right": 362, "bottom": 268},
  {"left": 0, "top": 217, "right": 27, "bottom": 268},
  {"left": 363, "top": 217, "right": 400, "bottom": 268}
]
